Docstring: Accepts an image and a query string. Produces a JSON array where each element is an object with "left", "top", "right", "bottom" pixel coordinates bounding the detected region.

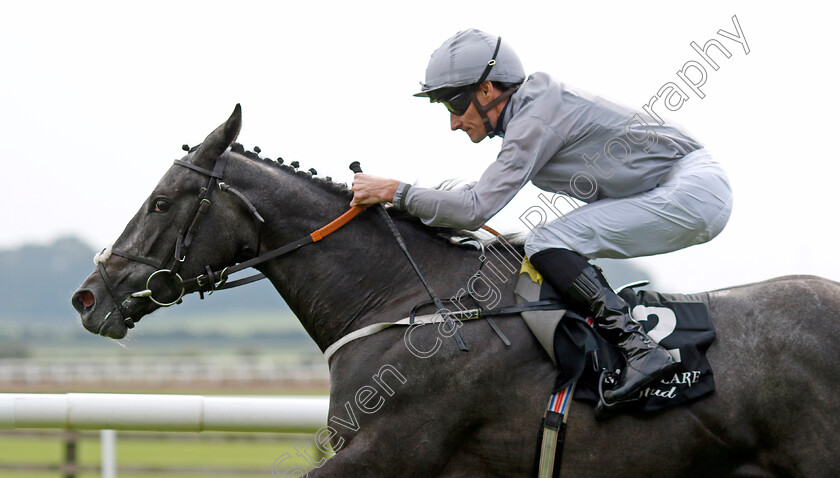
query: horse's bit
[{"left": 95, "top": 150, "right": 362, "bottom": 328}]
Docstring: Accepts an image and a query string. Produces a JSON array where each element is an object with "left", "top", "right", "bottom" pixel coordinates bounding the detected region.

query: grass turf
[{"left": 0, "top": 430, "right": 332, "bottom": 477}]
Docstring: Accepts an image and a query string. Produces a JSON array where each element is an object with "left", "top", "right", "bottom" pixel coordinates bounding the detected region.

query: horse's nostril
[{"left": 74, "top": 290, "right": 96, "bottom": 312}]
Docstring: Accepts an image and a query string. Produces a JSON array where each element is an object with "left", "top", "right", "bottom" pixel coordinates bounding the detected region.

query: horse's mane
[
  {"left": 229, "top": 143, "right": 355, "bottom": 200},
  {"left": 225, "top": 143, "right": 525, "bottom": 255}
]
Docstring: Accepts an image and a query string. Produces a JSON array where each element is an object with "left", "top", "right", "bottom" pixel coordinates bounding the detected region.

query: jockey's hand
[{"left": 350, "top": 174, "right": 401, "bottom": 207}]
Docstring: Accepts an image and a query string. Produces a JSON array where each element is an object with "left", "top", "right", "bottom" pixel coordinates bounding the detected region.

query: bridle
[
  {"left": 93, "top": 149, "right": 522, "bottom": 355},
  {"left": 96, "top": 149, "right": 364, "bottom": 328},
  {"left": 94, "top": 149, "right": 506, "bottom": 356}
]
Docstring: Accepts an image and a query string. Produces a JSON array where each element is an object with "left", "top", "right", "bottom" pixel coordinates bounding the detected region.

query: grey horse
[{"left": 72, "top": 106, "right": 840, "bottom": 477}]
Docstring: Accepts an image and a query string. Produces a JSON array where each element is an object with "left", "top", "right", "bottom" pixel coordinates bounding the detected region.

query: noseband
[{"left": 95, "top": 150, "right": 363, "bottom": 328}]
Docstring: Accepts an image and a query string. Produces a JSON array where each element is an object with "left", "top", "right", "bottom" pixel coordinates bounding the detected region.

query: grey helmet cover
[{"left": 414, "top": 28, "right": 525, "bottom": 99}]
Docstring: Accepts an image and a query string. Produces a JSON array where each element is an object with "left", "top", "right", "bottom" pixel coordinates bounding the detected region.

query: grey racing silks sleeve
[{"left": 396, "top": 117, "right": 565, "bottom": 230}]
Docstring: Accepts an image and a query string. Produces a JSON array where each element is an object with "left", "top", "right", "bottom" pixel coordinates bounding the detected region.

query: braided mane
[{"left": 213, "top": 143, "right": 524, "bottom": 254}]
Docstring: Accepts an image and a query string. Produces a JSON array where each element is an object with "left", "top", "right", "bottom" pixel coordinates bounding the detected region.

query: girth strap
[{"left": 323, "top": 299, "right": 565, "bottom": 363}]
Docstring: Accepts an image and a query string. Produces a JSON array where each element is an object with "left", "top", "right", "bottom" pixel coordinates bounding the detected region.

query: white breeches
[{"left": 524, "top": 148, "right": 733, "bottom": 259}]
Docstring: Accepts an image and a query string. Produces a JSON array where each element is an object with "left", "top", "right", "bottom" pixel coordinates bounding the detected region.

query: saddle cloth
[{"left": 515, "top": 260, "right": 716, "bottom": 413}]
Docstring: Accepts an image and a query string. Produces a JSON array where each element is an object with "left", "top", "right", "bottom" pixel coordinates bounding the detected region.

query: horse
[{"left": 72, "top": 105, "right": 840, "bottom": 477}]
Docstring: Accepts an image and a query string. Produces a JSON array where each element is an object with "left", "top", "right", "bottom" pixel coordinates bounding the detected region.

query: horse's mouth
[{"left": 96, "top": 309, "right": 129, "bottom": 339}]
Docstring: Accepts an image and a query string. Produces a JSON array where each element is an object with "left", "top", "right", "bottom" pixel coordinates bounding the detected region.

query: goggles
[{"left": 438, "top": 87, "right": 475, "bottom": 116}]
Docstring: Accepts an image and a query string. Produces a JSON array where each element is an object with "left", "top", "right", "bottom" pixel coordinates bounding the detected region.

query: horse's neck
[
  {"left": 242, "top": 163, "right": 484, "bottom": 351},
  {"left": 260, "top": 214, "right": 483, "bottom": 351}
]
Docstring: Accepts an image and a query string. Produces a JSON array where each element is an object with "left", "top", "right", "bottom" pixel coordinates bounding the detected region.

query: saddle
[{"left": 515, "top": 260, "right": 717, "bottom": 413}]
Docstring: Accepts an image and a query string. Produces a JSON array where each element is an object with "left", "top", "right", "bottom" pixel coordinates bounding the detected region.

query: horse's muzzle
[{"left": 72, "top": 283, "right": 129, "bottom": 339}]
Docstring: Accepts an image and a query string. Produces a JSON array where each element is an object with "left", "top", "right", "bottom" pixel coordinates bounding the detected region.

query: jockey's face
[{"left": 448, "top": 82, "right": 503, "bottom": 143}]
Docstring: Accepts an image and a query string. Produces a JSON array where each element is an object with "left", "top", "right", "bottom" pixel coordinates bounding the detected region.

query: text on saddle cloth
[{"left": 515, "top": 260, "right": 716, "bottom": 413}]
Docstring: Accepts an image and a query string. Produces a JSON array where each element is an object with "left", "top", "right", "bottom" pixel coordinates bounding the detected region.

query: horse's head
[{"left": 71, "top": 105, "right": 259, "bottom": 339}]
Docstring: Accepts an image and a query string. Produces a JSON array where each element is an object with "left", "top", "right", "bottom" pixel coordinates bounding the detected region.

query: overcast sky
[{"left": 2, "top": 1, "right": 837, "bottom": 294}]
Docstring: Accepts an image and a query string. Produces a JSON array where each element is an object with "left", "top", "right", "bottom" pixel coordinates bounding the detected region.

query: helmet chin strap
[{"left": 470, "top": 84, "right": 520, "bottom": 138}]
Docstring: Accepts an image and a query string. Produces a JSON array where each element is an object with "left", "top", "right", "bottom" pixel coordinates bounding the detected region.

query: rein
[
  {"left": 97, "top": 150, "right": 516, "bottom": 358},
  {"left": 177, "top": 204, "right": 364, "bottom": 293},
  {"left": 96, "top": 150, "right": 365, "bottom": 327}
]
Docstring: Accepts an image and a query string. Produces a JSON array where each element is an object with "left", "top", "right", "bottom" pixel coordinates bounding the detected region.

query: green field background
[
  {"left": 1, "top": 309, "right": 331, "bottom": 476},
  {"left": 0, "top": 429, "right": 328, "bottom": 477}
]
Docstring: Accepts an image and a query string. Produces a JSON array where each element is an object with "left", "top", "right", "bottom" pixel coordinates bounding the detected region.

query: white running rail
[{"left": 0, "top": 393, "right": 329, "bottom": 432}]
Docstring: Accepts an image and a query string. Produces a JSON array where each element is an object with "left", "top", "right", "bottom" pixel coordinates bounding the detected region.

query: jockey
[{"left": 350, "top": 28, "right": 733, "bottom": 409}]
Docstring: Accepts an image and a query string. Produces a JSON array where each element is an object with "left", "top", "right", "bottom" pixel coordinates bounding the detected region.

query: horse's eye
[{"left": 153, "top": 199, "right": 171, "bottom": 213}]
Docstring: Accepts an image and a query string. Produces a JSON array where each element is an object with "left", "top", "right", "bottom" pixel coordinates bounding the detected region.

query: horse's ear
[{"left": 194, "top": 104, "right": 242, "bottom": 164}]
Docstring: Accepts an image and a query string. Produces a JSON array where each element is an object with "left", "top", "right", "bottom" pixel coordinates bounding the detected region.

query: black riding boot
[{"left": 529, "top": 248, "right": 677, "bottom": 404}]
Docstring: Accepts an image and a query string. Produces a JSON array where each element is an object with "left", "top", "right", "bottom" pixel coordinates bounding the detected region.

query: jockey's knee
[
  {"left": 680, "top": 193, "right": 733, "bottom": 247},
  {"left": 524, "top": 231, "right": 574, "bottom": 259}
]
